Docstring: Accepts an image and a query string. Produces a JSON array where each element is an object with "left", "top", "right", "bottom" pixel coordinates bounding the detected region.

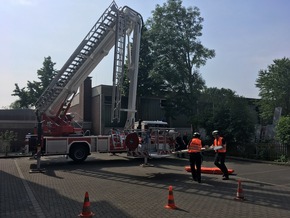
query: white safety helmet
[{"left": 212, "top": 130, "right": 219, "bottom": 136}]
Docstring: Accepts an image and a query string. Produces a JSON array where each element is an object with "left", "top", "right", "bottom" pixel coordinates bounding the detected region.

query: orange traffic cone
[
  {"left": 235, "top": 180, "right": 245, "bottom": 200},
  {"left": 165, "top": 186, "right": 177, "bottom": 209},
  {"left": 79, "top": 192, "right": 94, "bottom": 217}
]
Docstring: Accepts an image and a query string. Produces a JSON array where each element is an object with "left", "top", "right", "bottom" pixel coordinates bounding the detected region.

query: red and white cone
[
  {"left": 165, "top": 186, "right": 177, "bottom": 209},
  {"left": 235, "top": 180, "right": 245, "bottom": 200},
  {"left": 79, "top": 192, "right": 94, "bottom": 217}
]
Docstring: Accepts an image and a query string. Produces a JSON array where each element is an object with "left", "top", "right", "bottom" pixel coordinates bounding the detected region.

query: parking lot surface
[{"left": 1, "top": 153, "right": 290, "bottom": 218}]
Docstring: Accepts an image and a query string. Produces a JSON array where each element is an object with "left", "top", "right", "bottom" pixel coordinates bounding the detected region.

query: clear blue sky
[{"left": 1, "top": 0, "right": 290, "bottom": 108}]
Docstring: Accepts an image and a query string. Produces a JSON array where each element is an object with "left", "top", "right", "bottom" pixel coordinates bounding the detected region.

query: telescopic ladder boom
[{"left": 35, "top": 2, "right": 142, "bottom": 129}]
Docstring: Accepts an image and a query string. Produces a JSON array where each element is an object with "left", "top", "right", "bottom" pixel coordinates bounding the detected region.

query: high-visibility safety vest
[
  {"left": 188, "top": 138, "right": 202, "bottom": 153},
  {"left": 213, "top": 136, "right": 226, "bottom": 153}
]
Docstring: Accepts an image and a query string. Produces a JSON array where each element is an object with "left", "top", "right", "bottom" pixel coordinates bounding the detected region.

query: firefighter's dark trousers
[
  {"left": 189, "top": 152, "right": 202, "bottom": 182},
  {"left": 214, "top": 152, "right": 229, "bottom": 178}
]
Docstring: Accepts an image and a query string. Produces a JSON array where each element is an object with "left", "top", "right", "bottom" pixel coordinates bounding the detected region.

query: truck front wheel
[{"left": 69, "top": 145, "right": 88, "bottom": 163}]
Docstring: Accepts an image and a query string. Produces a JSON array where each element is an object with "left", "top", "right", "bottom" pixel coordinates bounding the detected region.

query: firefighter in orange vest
[
  {"left": 211, "top": 130, "right": 229, "bottom": 180},
  {"left": 188, "top": 132, "right": 203, "bottom": 183}
]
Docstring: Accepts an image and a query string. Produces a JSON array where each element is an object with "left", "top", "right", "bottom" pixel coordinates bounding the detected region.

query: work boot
[{"left": 222, "top": 176, "right": 229, "bottom": 180}]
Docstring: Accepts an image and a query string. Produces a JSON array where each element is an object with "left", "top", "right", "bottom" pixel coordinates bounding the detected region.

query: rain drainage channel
[{"left": 14, "top": 160, "right": 46, "bottom": 218}]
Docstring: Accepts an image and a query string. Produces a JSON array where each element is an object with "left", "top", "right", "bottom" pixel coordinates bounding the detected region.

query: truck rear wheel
[{"left": 69, "top": 145, "right": 88, "bottom": 163}]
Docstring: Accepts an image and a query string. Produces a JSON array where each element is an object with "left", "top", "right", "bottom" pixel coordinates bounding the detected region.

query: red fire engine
[{"left": 26, "top": 2, "right": 176, "bottom": 165}]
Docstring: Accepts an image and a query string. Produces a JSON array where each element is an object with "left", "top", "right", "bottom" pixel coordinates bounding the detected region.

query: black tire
[{"left": 69, "top": 145, "right": 88, "bottom": 163}]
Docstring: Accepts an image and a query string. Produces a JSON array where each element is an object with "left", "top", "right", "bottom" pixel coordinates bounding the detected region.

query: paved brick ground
[{"left": 1, "top": 153, "right": 290, "bottom": 218}]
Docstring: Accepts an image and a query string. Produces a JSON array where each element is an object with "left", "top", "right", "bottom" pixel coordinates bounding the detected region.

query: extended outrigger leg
[
  {"left": 29, "top": 113, "right": 46, "bottom": 173},
  {"left": 140, "top": 155, "right": 154, "bottom": 167},
  {"left": 29, "top": 146, "right": 45, "bottom": 173}
]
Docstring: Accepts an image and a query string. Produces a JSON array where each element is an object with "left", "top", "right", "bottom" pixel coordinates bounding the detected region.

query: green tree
[
  {"left": 137, "top": 27, "right": 158, "bottom": 97},
  {"left": 256, "top": 57, "right": 290, "bottom": 123},
  {"left": 12, "top": 56, "right": 57, "bottom": 108},
  {"left": 145, "top": 0, "right": 215, "bottom": 122},
  {"left": 200, "top": 87, "right": 256, "bottom": 144},
  {"left": 8, "top": 101, "right": 21, "bottom": 109},
  {"left": 275, "top": 116, "right": 290, "bottom": 145}
]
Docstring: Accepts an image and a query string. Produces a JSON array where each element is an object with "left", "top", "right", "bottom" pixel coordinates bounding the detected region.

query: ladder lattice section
[
  {"left": 111, "top": 11, "right": 127, "bottom": 122},
  {"left": 35, "top": 2, "right": 119, "bottom": 115}
]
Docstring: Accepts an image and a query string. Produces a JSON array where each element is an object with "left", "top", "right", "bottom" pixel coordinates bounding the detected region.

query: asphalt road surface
[{"left": 1, "top": 153, "right": 290, "bottom": 218}]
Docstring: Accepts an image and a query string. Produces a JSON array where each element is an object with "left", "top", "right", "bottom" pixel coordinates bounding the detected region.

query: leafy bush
[
  {"left": 275, "top": 116, "right": 290, "bottom": 145},
  {"left": 0, "top": 130, "right": 18, "bottom": 141},
  {"left": 274, "top": 154, "right": 288, "bottom": 163},
  {"left": 0, "top": 130, "right": 18, "bottom": 155}
]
